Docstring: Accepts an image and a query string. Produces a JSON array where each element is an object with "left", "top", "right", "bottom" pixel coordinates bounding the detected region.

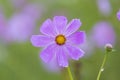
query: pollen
[{"left": 55, "top": 35, "right": 66, "bottom": 45}]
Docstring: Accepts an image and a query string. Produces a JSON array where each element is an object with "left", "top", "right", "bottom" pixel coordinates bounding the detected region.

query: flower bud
[{"left": 105, "top": 43, "right": 113, "bottom": 52}]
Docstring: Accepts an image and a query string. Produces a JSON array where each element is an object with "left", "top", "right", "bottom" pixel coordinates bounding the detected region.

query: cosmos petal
[
  {"left": 40, "top": 44, "right": 56, "bottom": 63},
  {"left": 65, "top": 19, "right": 82, "bottom": 36},
  {"left": 67, "top": 31, "right": 86, "bottom": 45},
  {"left": 65, "top": 45, "right": 84, "bottom": 60},
  {"left": 40, "top": 19, "right": 56, "bottom": 37},
  {"left": 31, "top": 35, "right": 53, "bottom": 47},
  {"left": 56, "top": 47, "right": 68, "bottom": 67},
  {"left": 53, "top": 16, "right": 67, "bottom": 34}
]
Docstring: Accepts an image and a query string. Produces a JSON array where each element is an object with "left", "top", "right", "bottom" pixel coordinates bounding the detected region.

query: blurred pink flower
[
  {"left": 7, "top": 13, "right": 35, "bottom": 42},
  {"left": 5, "top": 4, "right": 43, "bottom": 42},
  {"left": 97, "top": 0, "right": 112, "bottom": 16},
  {"left": 117, "top": 10, "right": 120, "bottom": 21},
  {"left": 92, "top": 21, "right": 116, "bottom": 48},
  {"left": 9, "top": 0, "right": 27, "bottom": 8},
  {"left": 22, "top": 4, "right": 44, "bottom": 21},
  {"left": 0, "top": 12, "right": 7, "bottom": 40}
]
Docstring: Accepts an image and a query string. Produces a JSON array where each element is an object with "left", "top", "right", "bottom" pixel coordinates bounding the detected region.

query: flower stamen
[{"left": 55, "top": 35, "right": 66, "bottom": 45}]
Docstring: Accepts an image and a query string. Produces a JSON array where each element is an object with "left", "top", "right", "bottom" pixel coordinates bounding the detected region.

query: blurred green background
[{"left": 0, "top": 0, "right": 120, "bottom": 80}]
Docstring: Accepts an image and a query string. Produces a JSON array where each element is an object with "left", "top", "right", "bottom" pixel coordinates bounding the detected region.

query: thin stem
[
  {"left": 96, "top": 51, "right": 108, "bottom": 80},
  {"left": 66, "top": 67, "right": 73, "bottom": 80}
]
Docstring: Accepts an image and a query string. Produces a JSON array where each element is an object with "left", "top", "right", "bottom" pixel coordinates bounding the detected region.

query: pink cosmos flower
[
  {"left": 92, "top": 21, "right": 116, "bottom": 48},
  {"left": 117, "top": 10, "right": 120, "bottom": 21},
  {"left": 31, "top": 16, "right": 85, "bottom": 67}
]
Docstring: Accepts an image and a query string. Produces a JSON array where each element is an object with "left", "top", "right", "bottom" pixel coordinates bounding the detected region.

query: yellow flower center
[{"left": 55, "top": 35, "right": 66, "bottom": 45}]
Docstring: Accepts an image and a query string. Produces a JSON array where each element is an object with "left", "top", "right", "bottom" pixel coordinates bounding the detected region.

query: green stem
[
  {"left": 66, "top": 67, "right": 73, "bottom": 80},
  {"left": 96, "top": 51, "right": 108, "bottom": 80}
]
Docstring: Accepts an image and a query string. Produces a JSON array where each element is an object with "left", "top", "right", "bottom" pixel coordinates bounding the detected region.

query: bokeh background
[{"left": 0, "top": 0, "right": 120, "bottom": 80}]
